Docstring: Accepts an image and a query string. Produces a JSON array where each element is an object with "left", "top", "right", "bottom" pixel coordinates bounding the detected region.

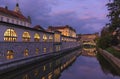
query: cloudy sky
[{"left": 0, "top": 0, "right": 109, "bottom": 34}]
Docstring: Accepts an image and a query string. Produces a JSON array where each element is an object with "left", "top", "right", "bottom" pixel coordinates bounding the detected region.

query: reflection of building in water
[
  {"left": 77, "top": 33, "right": 99, "bottom": 46},
  {"left": 82, "top": 48, "right": 97, "bottom": 57},
  {"left": 2, "top": 50, "right": 80, "bottom": 79}
]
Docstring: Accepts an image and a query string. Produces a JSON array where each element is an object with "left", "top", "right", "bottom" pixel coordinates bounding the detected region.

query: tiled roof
[
  {"left": 48, "top": 25, "right": 76, "bottom": 32},
  {"left": 33, "top": 25, "right": 45, "bottom": 31},
  {"left": 0, "top": 7, "right": 29, "bottom": 22}
]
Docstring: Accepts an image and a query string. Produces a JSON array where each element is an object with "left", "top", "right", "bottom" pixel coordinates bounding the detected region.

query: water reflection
[
  {"left": 0, "top": 48, "right": 120, "bottom": 79},
  {"left": 97, "top": 53, "right": 120, "bottom": 76},
  {"left": 82, "top": 47, "right": 97, "bottom": 56},
  {"left": 82, "top": 47, "right": 120, "bottom": 76},
  {"left": 0, "top": 50, "right": 80, "bottom": 79},
  {"left": 60, "top": 48, "right": 120, "bottom": 79}
]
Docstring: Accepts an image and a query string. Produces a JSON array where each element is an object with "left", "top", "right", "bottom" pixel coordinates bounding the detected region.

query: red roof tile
[
  {"left": 33, "top": 25, "right": 45, "bottom": 31},
  {"left": 0, "top": 7, "right": 29, "bottom": 22}
]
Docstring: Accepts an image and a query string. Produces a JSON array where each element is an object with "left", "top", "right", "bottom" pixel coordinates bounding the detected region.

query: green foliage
[
  {"left": 97, "top": 0, "right": 120, "bottom": 49},
  {"left": 107, "top": 0, "right": 120, "bottom": 30},
  {"left": 97, "top": 35, "right": 112, "bottom": 49},
  {"left": 106, "top": 47, "right": 120, "bottom": 59}
]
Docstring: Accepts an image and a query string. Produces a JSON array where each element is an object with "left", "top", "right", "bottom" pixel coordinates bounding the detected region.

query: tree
[
  {"left": 107, "top": 0, "right": 120, "bottom": 32},
  {"left": 97, "top": 35, "right": 112, "bottom": 49}
]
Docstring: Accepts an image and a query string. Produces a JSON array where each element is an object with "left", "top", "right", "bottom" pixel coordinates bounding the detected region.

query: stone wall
[
  {"left": 0, "top": 42, "right": 80, "bottom": 63},
  {"left": 98, "top": 48, "right": 120, "bottom": 73}
]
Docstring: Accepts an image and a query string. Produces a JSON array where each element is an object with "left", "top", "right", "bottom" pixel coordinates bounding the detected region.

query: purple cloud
[{"left": 0, "top": 0, "right": 109, "bottom": 34}]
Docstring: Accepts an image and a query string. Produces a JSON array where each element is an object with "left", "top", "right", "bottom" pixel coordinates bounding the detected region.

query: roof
[
  {"left": 0, "top": 7, "right": 29, "bottom": 22},
  {"left": 0, "top": 21, "right": 54, "bottom": 34},
  {"left": 48, "top": 25, "right": 76, "bottom": 32},
  {"left": 33, "top": 25, "right": 45, "bottom": 31}
]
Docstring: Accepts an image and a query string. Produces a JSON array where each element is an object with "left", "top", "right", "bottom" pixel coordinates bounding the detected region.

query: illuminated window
[
  {"left": 22, "top": 32, "right": 31, "bottom": 42},
  {"left": 23, "top": 74, "right": 29, "bottom": 79},
  {"left": 54, "top": 34, "right": 60, "bottom": 42},
  {"left": 43, "top": 34, "right": 47, "bottom": 42},
  {"left": 24, "top": 49, "right": 29, "bottom": 57},
  {"left": 4, "top": 29, "right": 17, "bottom": 42},
  {"left": 43, "top": 48, "right": 46, "bottom": 53},
  {"left": 56, "top": 45, "right": 60, "bottom": 51},
  {"left": 36, "top": 48, "right": 39, "bottom": 55},
  {"left": 34, "top": 33, "right": 40, "bottom": 42},
  {"left": 6, "top": 50, "right": 14, "bottom": 60},
  {"left": 49, "top": 35, "right": 53, "bottom": 42},
  {"left": 43, "top": 65, "right": 46, "bottom": 71}
]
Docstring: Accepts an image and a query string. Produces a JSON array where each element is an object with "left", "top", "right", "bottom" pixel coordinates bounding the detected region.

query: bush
[
  {"left": 106, "top": 47, "right": 120, "bottom": 59},
  {"left": 97, "top": 35, "right": 112, "bottom": 49},
  {"left": 111, "top": 35, "right": 119, "bottom": 46}
]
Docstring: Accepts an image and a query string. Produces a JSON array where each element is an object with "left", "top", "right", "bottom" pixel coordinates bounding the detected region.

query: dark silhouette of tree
[{"left": 107, "top": 0, "right": 120, "bottom": 32}]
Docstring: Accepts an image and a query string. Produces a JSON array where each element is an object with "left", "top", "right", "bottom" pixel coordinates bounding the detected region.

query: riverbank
[
  {"left": 106, "top": 47, "right": 120, "bottom": 59},
  {"left": 98, "top": 48, "right": 120, "bottom": 74},
  {"left": 0, "top": 46, "right": 81, "bottom": 75}
]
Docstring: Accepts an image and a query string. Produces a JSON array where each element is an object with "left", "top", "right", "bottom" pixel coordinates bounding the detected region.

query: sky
[{"left": 0, "top": 0, "right": 109, "bottom": 34}]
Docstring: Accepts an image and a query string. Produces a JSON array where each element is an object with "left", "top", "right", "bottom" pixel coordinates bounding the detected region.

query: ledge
[
  {"left": 0, "top": 46, "right": 81, "bottom": 75},
  {"left": 98, "top": 48, "right": 120, "bottom": 74}
]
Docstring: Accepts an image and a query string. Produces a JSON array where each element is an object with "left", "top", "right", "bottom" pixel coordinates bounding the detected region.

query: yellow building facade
[{"left": 47, "top": 25, "right": 76, "bottom": 38}]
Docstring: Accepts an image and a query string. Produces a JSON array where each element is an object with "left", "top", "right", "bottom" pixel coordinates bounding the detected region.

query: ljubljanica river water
[
  {"left": 0, "top": 48, "right": 120, "bottom": 79},
  {"left": 60, "top": 48, "right": 120, "bottom": 79}
]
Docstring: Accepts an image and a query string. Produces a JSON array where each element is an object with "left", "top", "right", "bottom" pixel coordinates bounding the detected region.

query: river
[
  {"left": 0, "top": 48, "right": 120, "bottom": 79},
  {"left": 60, "top": 55, "right": 120, "bottom": 79}
]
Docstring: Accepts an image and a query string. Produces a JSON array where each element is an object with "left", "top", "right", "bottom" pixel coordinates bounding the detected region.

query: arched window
[
  {"left": 34, "top": 33, "right": 40, "bottom": 42},
  {"left": 22, "top": 32, "right": 30, "bottom": 42},
  {"left": 36, "top": 48, "right": 39, "bottom": 55},
  {"left": 49, "top": 35, "right": 53, "bottom": 42},
  {"left": 24, "top": 49, "right": 29, "bottom": 57},
  {"left": 43, "top": 48, "right": 46, "bottom": 53},
  {"left": 54, "top": 34, "right": 60, "bottom": 42},
  {"left": 6, "top": 50, "right": 14, "bottom": 60},
  {"left": 4, "top": 29, "right": 17, "bottom": 42},
  {"left": 43, "top": 34, "right": 47, "bottom": 42}
]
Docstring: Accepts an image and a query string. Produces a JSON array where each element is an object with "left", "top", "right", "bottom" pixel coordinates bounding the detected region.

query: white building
[{"left": 0, "top": 3, "right": 79, "bottom": 62}]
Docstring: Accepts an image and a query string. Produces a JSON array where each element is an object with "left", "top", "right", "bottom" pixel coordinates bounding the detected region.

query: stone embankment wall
[
  {"left": 0, "top": 46, "right": 80, "bottom": 75},
  {"left": 98, "top": 48, "right": 120, "bottom": 73}
]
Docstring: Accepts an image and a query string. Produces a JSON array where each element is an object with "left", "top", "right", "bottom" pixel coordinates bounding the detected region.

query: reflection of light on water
[{"left": 82, "top": 48, "right": 97, "bottom": 56}]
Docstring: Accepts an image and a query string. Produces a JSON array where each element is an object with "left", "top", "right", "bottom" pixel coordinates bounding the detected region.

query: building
[
  {"left": 0, "top": 3, "right": 31, "bottom": 27},
  {"left": 0, "top": 3, "right": 79, "bottom": 62},
  {"left": 77, "top": 33, "right": 99, "bottom": 45},
  {"left": 47, "top": 25, "right": 76, "bottom": 38},
  {"left": 33, "top": 25, "right": 45, "bottom": 31}
]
